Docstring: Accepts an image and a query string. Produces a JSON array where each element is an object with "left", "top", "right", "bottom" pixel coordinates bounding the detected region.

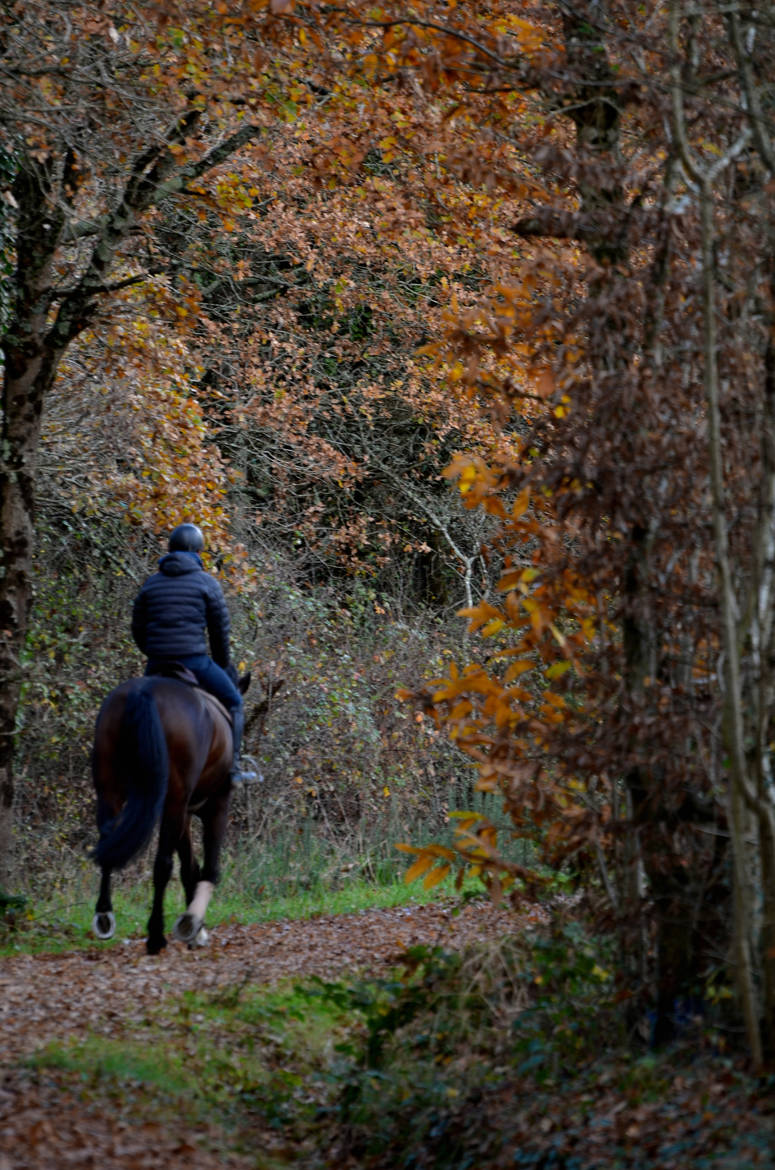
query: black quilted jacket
[{"left": 131, "top": 551, "right": 231, "bottom": 667}]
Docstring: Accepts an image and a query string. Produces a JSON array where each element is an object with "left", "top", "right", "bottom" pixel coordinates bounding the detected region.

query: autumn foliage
[
  {"left": 5, "top": 0, "right": 775, "bottom": 1064},
  {"left": 292, "top": 0, "right": 775, "bottom": 1059}
]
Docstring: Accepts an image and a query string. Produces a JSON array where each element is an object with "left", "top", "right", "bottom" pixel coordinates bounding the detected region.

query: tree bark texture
[
  {"left": 0, "top": 158, "right": 65, "bottom": 886},
  {"left": 559, "top": 2, "right": 709, "bottom": 1036}
]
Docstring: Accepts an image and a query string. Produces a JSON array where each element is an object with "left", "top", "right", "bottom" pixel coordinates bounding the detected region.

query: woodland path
[{"left": 0, "top": 899, "right": 524, "bottom": 1169}]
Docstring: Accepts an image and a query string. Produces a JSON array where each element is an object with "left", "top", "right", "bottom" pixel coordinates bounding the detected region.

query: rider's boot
[{"left": 228, "top": 705, "right": 259, "bottom": 785}]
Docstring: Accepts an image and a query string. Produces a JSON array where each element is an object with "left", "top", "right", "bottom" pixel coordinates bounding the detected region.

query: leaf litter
[{"left": 1, "top": 899, "right": 772, "bottom": 1169}]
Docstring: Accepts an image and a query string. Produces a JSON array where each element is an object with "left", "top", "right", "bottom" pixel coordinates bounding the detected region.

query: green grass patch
[
  {"left": 4, "top": 786, "right": 521, "bottom": 958},
  {"left": 26, "top": 975, "right": 359, "bottom": 1147},
  {"left": 0, "top": 868, "right": 465, "bottom": 957},
  {"left": 0, "top": 884, "right": 150, "bottom": 955},
  {"left": 28, "top": 1034, "right": 200, "bottom": 1099},
  {"left": 212, "top": 865, "right": 470, "bottom": 926}
]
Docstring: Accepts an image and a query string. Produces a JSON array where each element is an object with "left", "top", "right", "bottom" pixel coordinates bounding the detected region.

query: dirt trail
[{"left": 0, "top": 900, "right": 529, "bottom": 1169}]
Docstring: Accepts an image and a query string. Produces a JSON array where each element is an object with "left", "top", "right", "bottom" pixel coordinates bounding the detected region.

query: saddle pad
[
  {"left": 147, "top": 663, "right": 233, "bottom": 727},
  {"left": 148, "top": 661, "right": 200, "bottom": 687}
]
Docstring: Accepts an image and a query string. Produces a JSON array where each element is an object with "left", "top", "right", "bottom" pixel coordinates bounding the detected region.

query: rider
[{"left": 131, "top": 522, "right": 255, "bottom": 785}]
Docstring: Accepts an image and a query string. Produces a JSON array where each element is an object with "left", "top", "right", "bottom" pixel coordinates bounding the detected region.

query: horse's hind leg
[
  {"left": 173, "top": 805, "right": 226, "bottom": 946},
  {"left": 173, "top": 880, "right": 214, "bottom": 946},
  {"left": 176, "top": 819, "right": 200, "bottom": 907},
  {"left": 92, "top": 868, "right": 116, "bottom": 940},
  {"left": 172, "top": 821, "right": 209, "bottom": 945},
  {"left": 146, "top": 822, "right": 176, "bottom": 955}
]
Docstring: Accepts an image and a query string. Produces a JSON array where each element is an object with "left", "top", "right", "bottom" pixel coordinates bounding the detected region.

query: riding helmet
[{"left": 168, "top": 523, "right": 205, "bottom": 553}]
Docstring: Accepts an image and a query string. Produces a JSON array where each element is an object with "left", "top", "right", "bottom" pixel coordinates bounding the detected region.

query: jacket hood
[{"left": 158, "top": 550, "right": 203, "bottom": 576}]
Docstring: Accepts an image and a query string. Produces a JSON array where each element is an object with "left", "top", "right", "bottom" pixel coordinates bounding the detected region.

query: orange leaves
[
  {"left": 458, "top": 599, "right": 507, "bottom": 636},
  {"left": 431, "top": 664, "right": 492, "bottom": 705},
  {"left": 398, "top": 424, "right": 602, "bottom": 897},
  {"left": 502, "top": 658, "right": 534, "bottom": 683},
  {"left": 444, "top": 454, "right": 505, "bottom": 513},
  {"left": 496, "top": 14, "right": 546, "bottom": 56},
  {"left": 398, "top": 842, "right": 456, "bottom": 889},
  {"left": 54, "top": 275, "right": 240, "bottom": 570}
]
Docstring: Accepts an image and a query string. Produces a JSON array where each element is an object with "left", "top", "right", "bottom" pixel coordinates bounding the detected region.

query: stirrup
[{"left": 231, "top": 755, "right": 261, "bottom": 785}]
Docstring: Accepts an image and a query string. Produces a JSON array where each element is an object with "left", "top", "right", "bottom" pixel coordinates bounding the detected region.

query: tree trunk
[
  {"left": 698, "top": 176, "right": 762, "bottom": 1066},
  {"left": 0, "top": 410, "right": 40, "bottom": 888},
  {"left": 0, "top": 158, "right": 64, "bottom": 887}
]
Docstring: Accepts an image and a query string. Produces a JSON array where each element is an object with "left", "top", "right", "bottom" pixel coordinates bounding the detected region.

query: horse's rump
[{"left": 93, "top": 681, "right": 170, "bottom": 870}]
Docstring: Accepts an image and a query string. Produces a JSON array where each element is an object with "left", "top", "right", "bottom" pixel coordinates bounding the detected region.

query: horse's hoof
[
  {"left": 93, "top": 911, "right": 116, "bottom": 940},
  {"left": 191, "top": 925, "right": 210, "bottom": 949},
  {"left": 146, "top": 936, "right": 167, "bottom": 955},
  {"left": 172, "top": 912, "right": 201, "bottom": 944}
]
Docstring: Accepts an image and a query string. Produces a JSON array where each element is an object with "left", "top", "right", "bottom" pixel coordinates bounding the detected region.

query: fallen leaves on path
[
  {"left": 0, "top": 901, "right": 526, "bottom": 1062},
  {"left": 0, "top": 900, "right": 531, "bottom": 1169}
]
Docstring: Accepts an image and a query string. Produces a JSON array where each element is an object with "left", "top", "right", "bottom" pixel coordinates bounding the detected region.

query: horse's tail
[{"left": 94, "top": 685, "right": 169, "bottom": 871}]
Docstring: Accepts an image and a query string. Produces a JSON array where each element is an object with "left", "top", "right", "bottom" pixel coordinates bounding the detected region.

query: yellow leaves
[
  {"left": 497, "top": 14, "right": 547, "bottom": 56},
  {"left": 448, "top": 455, "right": 505, "bottom": 512},
  {"left": 549, "top": 622, "right": 569, "bottom": 650},
  {"left": 512, "top": 487, "right": 531, "bottom": 518},
  {"left": 447, "top": 360, "right": 465, "bottom": 384},
  {"left": 481, "top": 617, "right": 505, "bottom": 638},
  {"left": 363, "top": 53, "right": 380, "bottom": 80},
  {"left": 503, "top": 659, "right": 534, "bottom": 683},
  {"left": 64, "top": 276, "right": 236, "bottom": 564},
  {"left": 449, "top": 810, "right": 485, "bottom": 833},
  {"left": 379, "top": 135, "right": 399, "bottom": 162},
  {"left": 521, "top": 595, "right": 547, "bottom": 634},
  {"left": 581, "top": 617, "right": 597, "bottom": 641},
  {"left": 498, "top": 565, "right": 538, "bottom": 593},
  {"left": 423, "top": 864, "right": 451, "bottom": 889},
  {"left": 397, "top": 843, "right": 456, "bottom": 889},
  {"left": 459, "top": 600, "right": 507, "bottom": 636}
]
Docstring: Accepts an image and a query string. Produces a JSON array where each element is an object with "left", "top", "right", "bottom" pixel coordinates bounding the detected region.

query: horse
[{"left": 91, "top": 666, "right": 250, "bottom": 955}]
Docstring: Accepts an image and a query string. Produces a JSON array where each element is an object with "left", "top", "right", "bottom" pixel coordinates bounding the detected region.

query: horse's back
[{"left": 97, "top": 676, "right": 207, "bottom": 729}]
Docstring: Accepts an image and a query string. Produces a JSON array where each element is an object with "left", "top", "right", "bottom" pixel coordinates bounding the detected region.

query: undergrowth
[
  {"left": 1, "top": 782, "right": 510, "bottom": 955},
  {"left": 18, "top": 920, "right": 771, "bottom": 1170}
]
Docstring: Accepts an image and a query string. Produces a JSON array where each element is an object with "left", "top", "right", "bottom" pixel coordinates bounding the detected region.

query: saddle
[
  {"left": 150, "top": 661, "right": 199, "bottom": 687},
  {"left": 148, "top": 662, "right": 233, "bottom": 726}
]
